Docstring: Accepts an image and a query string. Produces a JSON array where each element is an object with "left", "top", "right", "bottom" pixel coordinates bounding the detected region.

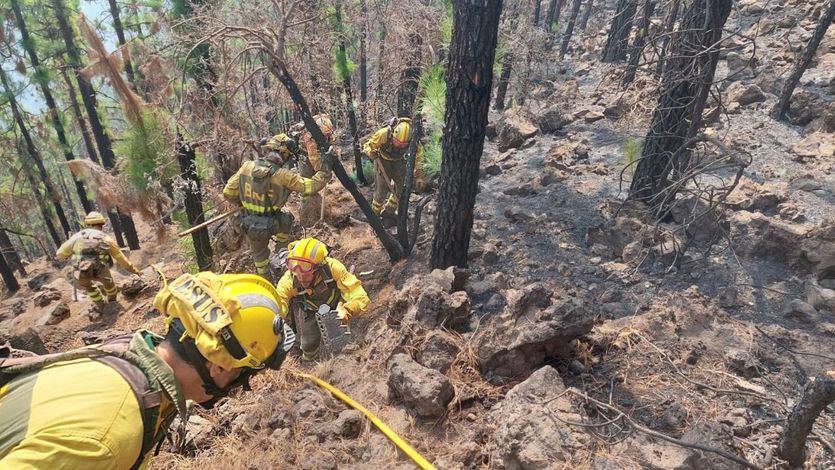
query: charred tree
[
  {"left": 545, "top": 0, "right": 564, "bottom": 32},
  {"left": 0, "top": 228, "right": 26, "bottom": 276},
  {"left": 332, "top": 1, "right": 367, "bottom": 184},
  {"left": 106, "top": 0, "right": 136, "bottom": 83},
  {"left": 0, "top": 67, "right": 71, "bottom": 238},
  {"left": 397, "top": 33, "right": 423, "bottom": 118},
  {"left": 772, "top": 0, "right": 835, "bottom": 120},
  {"left": 559, "top": 0, "right": 584, "bottom": 58},
  {"left": 654, "top": 0, "right": 681, "bottom": 77},
  {"left": 0, "top": 251, "right": 19, "bottom": 293},
  {"left": 11, "top": 0, "right": 94, "bottom": 213},
  {"left": 54, "top": 0, "right": 141, "bottom": 249},
  {"left": 622, "top": 0, "right": 656, "bottom": 85},
  {"left": 601, "top": 0, "right": 637, "bottom": 63},
  {"left": 629, "top": 0, "right": 732, "bottom": 208},
  {"left": 359, "top": 0, "right": 368, "bottom": 103},
  {"left": 15, "top": 139, "right": 62, "bottom": 248},
  {"left": 533, "top": 0, "right": 542, "bottom": 25},
  {"left": 579, "top": 0, "right": 595, "bottom": 31},
  {"left": 177, "top": 140, "right": 213, "bottom": 271},
  {"left": 493, "top": 51, "right": 513, "bottom": 110},
  {"left": 777, "top": 374, "right": 835, "bottom": 467},
  {"left": 376, "top": 21, "right": 386, "bottom": 105},
  {"left": 431, "top": 0, "right": 503, "bottom": 269}
]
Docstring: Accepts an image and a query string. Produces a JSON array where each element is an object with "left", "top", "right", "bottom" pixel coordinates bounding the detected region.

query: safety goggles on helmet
[{"left": 286, "top": 257, "right": 317, "bottom": 274}]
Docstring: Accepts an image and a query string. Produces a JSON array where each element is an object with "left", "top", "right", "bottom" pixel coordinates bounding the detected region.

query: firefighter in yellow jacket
[
  {"left": 275, "top": 237, "right": 369, "bottom": 361},
  {"left": 223, "top": 133, "right": 332, "bottom": 277},
  {"left": 0, "top": 272, "right": 294, "bottom": 469},
  {"left": 56, "top": 211, "right": 140, "bottom": 306},
  {"left": 362, "top": 117, "right": 424, "bottom": 216}
]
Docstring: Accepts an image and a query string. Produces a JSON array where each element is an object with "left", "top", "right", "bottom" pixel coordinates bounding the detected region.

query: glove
[
  {"left": 336, "top": 305, "right": 350, "bottom": 322},
  {"left": 321, "top": 148, "right": 334, "bottom": 173}
]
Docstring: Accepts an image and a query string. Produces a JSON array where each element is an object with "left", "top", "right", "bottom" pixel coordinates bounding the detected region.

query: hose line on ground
[{"left": 291, "top": 370, "right": 436, "bottom": 470}]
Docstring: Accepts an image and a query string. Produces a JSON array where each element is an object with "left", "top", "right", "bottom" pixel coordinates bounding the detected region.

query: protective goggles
[{"left": 286, "top": 257, "right": 317, "bottom": 274}]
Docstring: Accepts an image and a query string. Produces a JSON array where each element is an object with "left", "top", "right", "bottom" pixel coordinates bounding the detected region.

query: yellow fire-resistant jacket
[
  {"left": 56, "top": 228, "right": 139, "bottom": 274},
  {"left": 362, "top": 126, "right": 425, "bottom": 163},
  {"left": 275, "top": 257, "right": 370, "bottom": 319},
  {"left": 222, "top": 160, "right": 331, "bottom": 215},
  {"left": 0, "top": 331, "right": 187, "bottom": 469}
]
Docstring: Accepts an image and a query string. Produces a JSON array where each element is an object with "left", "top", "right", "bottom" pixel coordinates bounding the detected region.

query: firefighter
[
  {"left": 362, "top": 117, "right": 424, "bottom": 217},
  {"left": 223, "top": 133, "right": 332, "bottom": 277},
  {"left": 292, "top": 113, "right": 336, "bottom": 223},
  {"left": 0, "top": 272, "right": 294, "bottom": 468},
  {"left": 274, "top": 237, "right": 369, "bottom": 362},
  {"left": 56, "top": 211, "right": 140, "bottom": 308}
]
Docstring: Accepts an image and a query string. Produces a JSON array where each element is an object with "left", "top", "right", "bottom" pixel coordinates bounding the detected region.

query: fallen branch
[{"left": 777, "top": 373, "right": 835, "bottom": 468}]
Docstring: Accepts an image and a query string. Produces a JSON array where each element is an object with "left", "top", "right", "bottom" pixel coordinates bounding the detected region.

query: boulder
[
  {"left": 0, "top": 327, "right": 48, "bottom": 354},
  {"left": 486, "top": 366, "right": 592, "bottom": 468},
  {"left": 725, "top": 51, "right": 753, "bottom": 77},
  {"left": 312, "top": 409, "right": 364, "bottom": 440},
  {"left": 26, "top": 273, "right": 51, "bottom": 291},
  {"left": 727, "top": 82, "right": 766, "bottom": 106},
  {"left": 791, "top": 132, "right": 835, "bottom": 160},
  {"left": 417, "top": 332, "right": 461, "bottom": 373},
  {"left": 37, "top": 302, "right": 70, "bottom": 326},
  {"left": 477, "top": 296, "right": 595, "bottom": 381},
  {"left": 536, "top": 106, "right": 574, "bottom": 133},
  {"left": 729, "top": 211, "right": 806, "bottom": 265},
  {"left": 387, "top": 353, "right": 454, "bottom": 418},
  {"left": 120, "top": 276, "right": 146, "bottom": 298},
  {"left": 787, "top": 90, "right": 834, "bottom": 127},
  {"left": 496, "top": 109, "right": 539, "bottom": 152},
  {"left": 292, "top": 388, "right": 330, "bottom": 420},
  {"left": 583, "top": 111, "right": 606, "bottom": 123},
  {"left": 428, "top": 266, "right": 469, "bottom": 293},
  {"left": 387, "top": 273, "right": 473, "bottom": 329},
  {"left": 782, "top": 299, "right": 819, "bottom": 322},
  {"left": 32, "top": 288, "right": 62, "bottom": 307},
  {"left": 806, "top": 279, "right": 835, "bottom": 314}
]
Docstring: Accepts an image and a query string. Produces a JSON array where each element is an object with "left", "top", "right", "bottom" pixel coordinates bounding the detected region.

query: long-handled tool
[{"left": 177, "top": 208, "right": 240, "bottom": 238}]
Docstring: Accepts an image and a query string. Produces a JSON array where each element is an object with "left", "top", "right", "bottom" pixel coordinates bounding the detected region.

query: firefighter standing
[
  {"left": 362, "top": 117, "right": 424, "bottom": 216},
  {"left": 0, "top": 272, "right": 293, "bottom": 468},
  {"left": 223, "top": 133, "right": 332, "bottom": 277},
  {"left": 274, "top": 237, "right": 369, "bottom": 361},
  {"left": 56, "top": 211, "right": 140, "bottom": 307}
]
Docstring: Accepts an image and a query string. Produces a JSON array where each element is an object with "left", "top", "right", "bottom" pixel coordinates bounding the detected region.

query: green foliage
[
  {"left": 622, "top": 138, "right": 643, "bottom": 175},
  {"left": 332, "top": 45, "right": 357, "bottom": 82},
  {"left": 493, "top": 42, "right": 506, "bottom": 77},
  {"left": 177, "top": 236, "right": 199, "bottom": 273},
  {"left": 419, "top": 63, "right": 446, "bottom": 126},
  {"left": 352, "top": 158, "right": 375, "bottom": 185},
  {"left": 115, "top": 111, "right": 174, "bottom": 191},
  {"left": 422, "top": 131, "right": 443, "bottom": 179},
  {"left": 440, "top": 0, "right": 453, "bottom": 45}
]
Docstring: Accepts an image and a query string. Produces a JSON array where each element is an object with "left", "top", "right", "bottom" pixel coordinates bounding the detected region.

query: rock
[
  {"left": 0, "top": 327, "right": 48, "bottom": 354},
  {"left": 37, "top": 302, "right": 70, "bottom": 326},
  {"left": 787, "top": 89, "right": 834, "bottom": 127},
  {"left": 504, "top": 207, "right": 535, "bottom": 223},
  {"left": 175, "top": 414, "right": 215, "bottom": 450},
  {"left": 26, "top": 273, "right": 51, "bottom": 291},
  {"left": 791, "top": 132, "right": 835, "bottom": 160},
  {"left": 120, "top": 276, "right": 146, "bottom": 297},
  {"left": 583, "top": 111, "right": 605, "bottom": 123},
  {"left": 789, "top": 174, "right": 823, "bottom": 192},
  {"left": 32, "top": 288, "right": 62, "bottom": 307},
  {"left": 477, "top": 297, "right": 595, "bottom": 380},
  {"left": 483, "top": 244, "right": 500, "bottom": 265},
  {"left": 486, "top": 366, "right": 592, "bottom": 467},
  {"left": 300, "top": 452, "right": 337, "bottom": 470},
  {"left": 485, "top": 122, "right": 498, "bottom": 140},
  {"left": 505, "top": 282, "right": 550, "bottom": 316},
  {"left": 484, "top": 163, "right": 502, "bottom": 176},
  {"left": 806, "top": 279, "right": 835, "bottom": 314},
  {"left": 604, "top": 97, "right": 629, "bottom": 119},
  {"left": 496, "top": 108, "right": 539, "bottom": 151},
  {"left": 718, "top": 287, "right": 738, "bottom": 309},
  {"left": 778, "top": 203, "right": 805, "bottom": 222},
  {"left": 539, "top": 168, "right": 568, "bottom": 186},
  {"left": 568, "top": 359, "right": 585, "bottom": 375},
  {"left": 725, "top": 51, "right": 752, "bottom": 77},
  {"left": 3, "top": 298, "right": 26, "bottom": 318},
  {"left": 416, "top": 287, "right": 470, "bottom": 329},
  {"left": 537, "top": 106, "right": 574, "bottom": 133},
  {"left": 727, "top": 82, "right": 766, "bottom": 106},
  {"left": 611, "top": 434, "right": 696, "bottom": 469},
  {"left": 332, "top": 409, "right": 363, "bottom": 438},
  {"left": 388, "top": 274, "right": 472, "bottom": 329},
  {"left": 723, "top": 347, "right": 761, "bottom": 378},
  {"left": 292, "top": 388, "right": 329, "bottom": 420},
  {"left": 417, "top": 332, "right": 460, "bottom": 373},
  {"left": 387, "top": 354, "right": 454, "bottom": 418},
  {"left": 782, "top": 299, "right": 818, "bottom": 322},
  {"left": 729, "top": 211, "right": 806, "bottom": 264}
]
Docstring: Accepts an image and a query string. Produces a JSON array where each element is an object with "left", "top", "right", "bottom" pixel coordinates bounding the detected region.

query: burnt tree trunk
[
  {"left": 107, "top": 0, "right": 136, "bottom": 83},
  {"left": 655, "top": 0, "right": 681, "bottom": 77},
  {"left": 376, "top": 21, "right": 386, "bottom": 108},
  {"left": 16, "top": 141, "right": 61, "bottom": 248},
  {"left": 629, "top": 0, "right": 732, "bottom": 208},
  {"left": 397, "top": 33, "right": 423, "bottom": 117},
  {"left": 0, "top": 229, "right": 26, "bottom": 276},
  {"left": 359, "top": 0, "right": 368, "bottom": 103},
  {"left": 777, "top": 374, "right": 835, "bottom": 467},
  {"left": 533, "top": 0, "right": 542, "bottom": 25},
  {"left": 579, "top": 0, "right": 595, "bottom": 31},
  {"left": 622, "top": 0, "right": 656, "bottom": 85},
  {"left": 493, "top": 51, "right": 513, "bottom": 110},
  {"left": 545, "top": 0, "right": 564, "bottom": 32},
  {"left": 431, "top": 0, "right": 503, "bottom": 269},
  {"left": 772, "top": 0, "right": 835, "bottom": 120},
  {"left": 0, "top": 251, "right": 19, "bottom": 293},
  {"left": 54, "top": 0, "right": 141, "bottom": 249},
  {"left": 333, "top": 2, "right": 367, "bottom": 184},
  {"left": 11, "top": 0, "right": 93, "bottom": 213},
  {"left": 177, "top": 140, "right": 213, "bottom": 271},
  {"left": 602, "top": 0, "right": 637, "bottom": 63},
  {"left": 59, "top": 67, "right": 100, "bottom": 165},
  {"left": 0, "top": 68, "right": 71, "bottom": 238},
  {"left": 559, "top": 0, "right": 584, "bottom": 58}
]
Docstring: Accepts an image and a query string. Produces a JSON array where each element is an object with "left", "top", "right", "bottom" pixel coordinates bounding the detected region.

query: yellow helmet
[
  {"left": 154, "top": 272, "right": 292, "bottom": 372},
  {"left": 314, "top": 113, "right": 335, "bottom": 141},
  {"left": 285, "top": 237, "right": 329, "bottom": 274},
  {"left": 391, "top": 118, "right": 411, "bottom": 149},
  {"left": 261, "top": 133, "right": 299, "bottom": 159},
  {"left": 83, "top": 211, "right": 106, "bottom": 226}
]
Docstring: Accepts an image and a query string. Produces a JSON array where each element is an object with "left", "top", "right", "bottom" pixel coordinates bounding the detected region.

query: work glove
[
  {"left": 321, "top": 147, "right": 335, "bottom": 173},
  {"left": 336, "top": 304, "right": 350, "bottom": 322}
]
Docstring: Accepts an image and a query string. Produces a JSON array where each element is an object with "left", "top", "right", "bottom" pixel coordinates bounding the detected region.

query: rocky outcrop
[{"left": 387, "top": 353, "right": 454, "bottom": 418}]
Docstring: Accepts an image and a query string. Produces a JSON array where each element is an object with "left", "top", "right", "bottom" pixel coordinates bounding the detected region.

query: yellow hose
[{"left": 291, "top": 370, "right": 436, "bottom": 470}]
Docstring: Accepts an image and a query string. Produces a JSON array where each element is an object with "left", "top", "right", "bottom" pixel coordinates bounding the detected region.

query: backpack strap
[{"left": 0, "top": 336, "right": 168, "bottom": 470}]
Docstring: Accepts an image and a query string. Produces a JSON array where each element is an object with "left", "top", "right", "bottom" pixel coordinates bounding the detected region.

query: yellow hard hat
[
  {"left": 261, "top": 133, "right": 299, "bottom": 158},
  {"left": 314, "top": 113, "right": 335, "bottom": 141},
  {"left": 286, "top": 237, "right": 329, "bottom": 274},
  {"left": 391, "top": 119, "right": 411, "bottom": 149},
  {"left": 154, "top": 272, "right": 290, "bottom": 371},
  {"left": 83, "top": 211, "right": 106, "bottom": 226}
]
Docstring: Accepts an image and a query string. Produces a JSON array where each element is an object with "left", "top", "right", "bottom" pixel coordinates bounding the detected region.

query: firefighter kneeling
[
  {"left": 275, "top": 237, "right": 370, "bottom": 362},
  {"left": 0, "top": 272, "right": 294, "bottom": 468},
  {"left": 56, "top": 211, "right": 140, "bottom": 309}
]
